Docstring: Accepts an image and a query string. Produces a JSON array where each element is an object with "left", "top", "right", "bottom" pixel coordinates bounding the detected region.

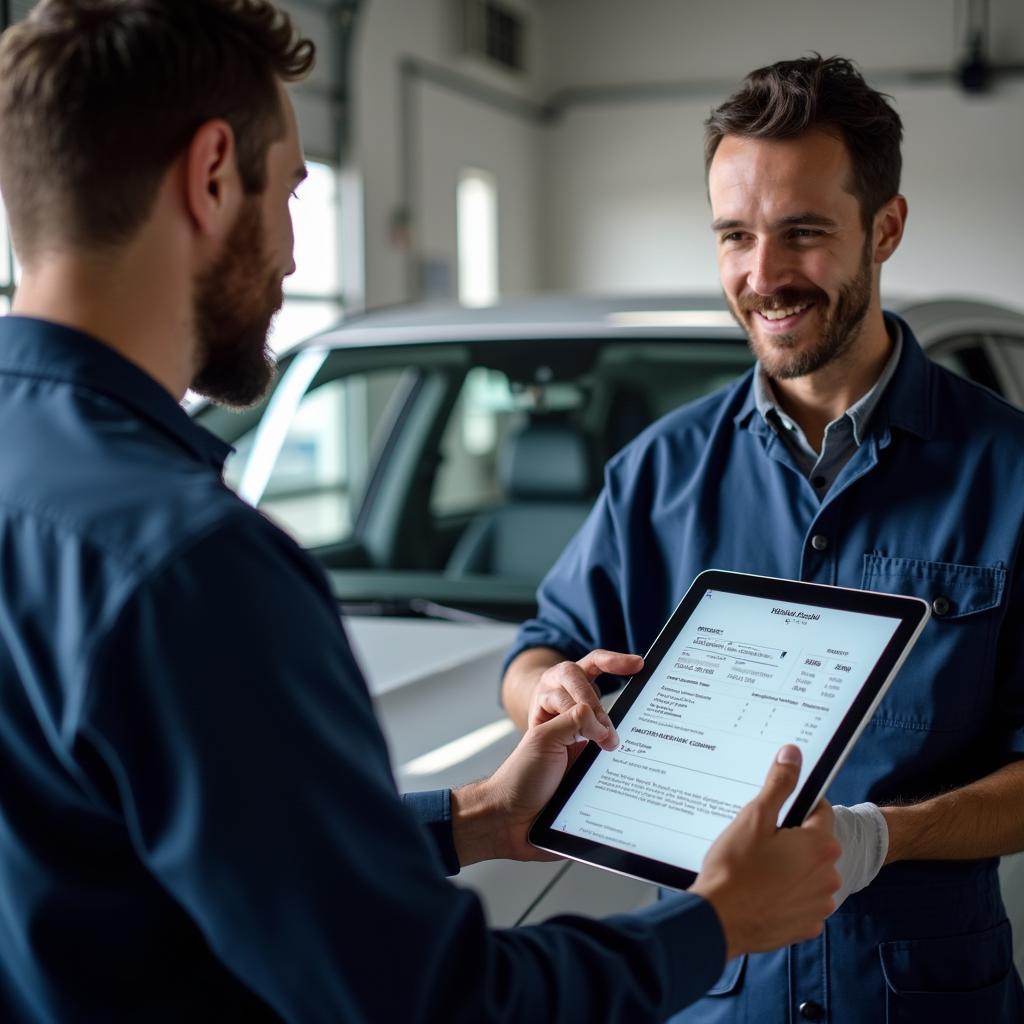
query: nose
[{"left": 746, "top": 237, "right": 794, "bottom": 296}]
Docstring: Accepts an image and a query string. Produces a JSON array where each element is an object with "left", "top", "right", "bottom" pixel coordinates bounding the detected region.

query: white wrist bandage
[{"left": 831, "top": 802, "right": 889, "bottom": 912}]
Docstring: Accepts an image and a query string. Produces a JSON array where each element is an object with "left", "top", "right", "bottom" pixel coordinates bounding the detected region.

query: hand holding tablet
[
  {"left": 530, "top": 570, "right": 930, "bottom": 891},
  {"left": 453, "top": 693, "right": 841, "bottom": 959},
  {"left": 690, "top": 745, "right": 840, "bottom": 959}
]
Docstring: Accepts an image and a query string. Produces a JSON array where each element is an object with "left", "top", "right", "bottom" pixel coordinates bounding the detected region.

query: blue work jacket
[
  {"left": 0, "top": 316, "right": 727, "bottom": 1023},
  {"left": 507, "top": 316, "right": 1024, "bottom": 1023}
]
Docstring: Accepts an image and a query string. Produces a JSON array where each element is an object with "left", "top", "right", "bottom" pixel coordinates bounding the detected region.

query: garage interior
[{"left": 2, "top": 0, "right": 1024, "bottom": 1014}]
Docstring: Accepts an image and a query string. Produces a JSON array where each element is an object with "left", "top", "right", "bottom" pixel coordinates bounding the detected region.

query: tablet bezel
[{"left": 528, "top": 569, "right": 931, "bottom": 891}]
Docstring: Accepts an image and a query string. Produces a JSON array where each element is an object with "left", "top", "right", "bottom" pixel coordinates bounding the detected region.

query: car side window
[
  {"left": 925, "top": 334, "right": 1002, "bottom": 394},
  {"left": 223, "top": 368, "right": 408, "bottom": 547},
  {"left": 430, "top": 367, "right": 583, "bottom": 518},
  {"left": 588, "top": 342, "right": 755, "bottom": 458},
  {"left": 431, "top": 368, "right": 523, "bottom": 518},
  {"left": 992, "top": 335, "right": 1024, "bottom": 409}
]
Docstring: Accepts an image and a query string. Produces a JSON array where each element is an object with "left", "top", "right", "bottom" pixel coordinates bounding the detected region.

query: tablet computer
[{"left": 529, "top": 569, "right": 930, "bottom": 891}]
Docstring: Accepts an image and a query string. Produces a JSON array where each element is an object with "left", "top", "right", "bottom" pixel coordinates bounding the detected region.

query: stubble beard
[
  {"left": 191, "top": 197, "right": 282, "bottom": 408},
  {"left": 729, "top": 237, "right": 874, "bottom": 382}
]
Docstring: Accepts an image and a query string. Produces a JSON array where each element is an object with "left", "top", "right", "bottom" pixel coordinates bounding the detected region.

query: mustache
[{"left": 737, "top": 287, "right": 826, "bottom": 314}]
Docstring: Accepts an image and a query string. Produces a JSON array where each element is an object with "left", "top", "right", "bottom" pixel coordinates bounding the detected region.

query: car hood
[{"left": 343, "top": 615, "right": 521, "bottom": 786}]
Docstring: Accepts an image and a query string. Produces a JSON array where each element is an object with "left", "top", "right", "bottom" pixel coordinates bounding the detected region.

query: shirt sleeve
[
  {"left": 402, "top": 790, "right": 461, "bottom": 877},
  {"left": 78, "top": 511, "right": 725, "bottom": 1023}
]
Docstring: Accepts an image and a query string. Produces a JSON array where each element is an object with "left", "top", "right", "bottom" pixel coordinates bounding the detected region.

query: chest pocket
[{"left": 861, "top": 555, "right": 1005, "bottom": 730}]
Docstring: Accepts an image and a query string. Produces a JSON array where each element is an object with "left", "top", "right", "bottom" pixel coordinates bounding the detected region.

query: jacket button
[
  {"left": 798, "top": 1001, "right": 825, "bottom": 1021},
  {"left": 810, "top": 534, "right": 829, "bottom": 551},
  {"left": 932, "top": 596, "right": 951, "bottom": 616}
]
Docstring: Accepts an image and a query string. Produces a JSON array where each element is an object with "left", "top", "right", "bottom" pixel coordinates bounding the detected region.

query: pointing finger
[
  {"left": 537, "top": 703, "right": 618, "bottom": 752},
  {"left": 576, "top": 650, "right": 644, "bottom": 682}
]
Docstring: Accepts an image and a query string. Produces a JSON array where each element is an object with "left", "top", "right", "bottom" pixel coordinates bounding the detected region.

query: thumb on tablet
[{"left": 753, "top": 745, "right": 802, "bottom": 826}]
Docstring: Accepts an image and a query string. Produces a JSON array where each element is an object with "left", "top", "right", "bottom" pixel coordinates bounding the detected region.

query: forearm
[
  {"left": 501, "top": 647, "right": 563, "bottom": 730},
  {"left": 882, "top": 759, "right": 1024, "bottom": 864}
]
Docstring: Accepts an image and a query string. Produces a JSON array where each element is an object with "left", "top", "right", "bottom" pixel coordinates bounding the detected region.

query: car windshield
[{"left": 195, "top": 332, "right": 756, "bottom": 620}]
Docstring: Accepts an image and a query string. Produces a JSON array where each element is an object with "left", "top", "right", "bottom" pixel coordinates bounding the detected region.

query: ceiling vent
[{"left": 460, "top": 0, "right": 527, "bottom": 75}]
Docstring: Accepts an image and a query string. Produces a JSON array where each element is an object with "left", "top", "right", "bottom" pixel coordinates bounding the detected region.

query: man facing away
[
  {"left": 503, "top": 56, "right": 1024, "bottom": 1023},
  {"left": 0, "top": 3, "right": 841, "bottom": 1021}
]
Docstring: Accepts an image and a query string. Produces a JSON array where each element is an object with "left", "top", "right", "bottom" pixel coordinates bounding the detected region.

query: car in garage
[{"left": 191, "top": 293, "right": 1024, "bottom": 936}]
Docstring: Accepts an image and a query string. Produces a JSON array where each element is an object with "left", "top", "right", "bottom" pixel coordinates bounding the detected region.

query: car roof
[
  {"left": 298, "top": 294, "right": 744, "bottom": 350},
  {"left": 294, "top": 293, "right": 1024, "bottom": 354},
  {"left": 891, "top": 297, "right": 1024, "bottom": 342}
]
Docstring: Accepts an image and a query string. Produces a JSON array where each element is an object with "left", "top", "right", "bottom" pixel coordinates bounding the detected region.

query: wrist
[
  {"left": 501, "top": 678, "right": 530, "bottom": 732},
  {"left": 450, "top": 780, "right": 504, "bottom": 867},
  {"left": 879, "top": 804, "right": 912, "bottom": 865},
  {"left": 689, "top": 883, "right": 739, "bottom": 962},
  {"left": 502, "top": 648, "right": 563, "bottom": 730}
]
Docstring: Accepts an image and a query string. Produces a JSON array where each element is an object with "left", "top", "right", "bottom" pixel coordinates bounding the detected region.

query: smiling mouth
[{"left": 757, "top": 301, "right": 813, "bottom": 322}]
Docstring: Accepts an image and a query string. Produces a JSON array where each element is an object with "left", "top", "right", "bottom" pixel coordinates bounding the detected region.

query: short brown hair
[
  {"left": 0, "top": 0, "right": 315, "bottom": 260},
  {"left": 705, "top": 55, "right": 903, "bottom": 226}
]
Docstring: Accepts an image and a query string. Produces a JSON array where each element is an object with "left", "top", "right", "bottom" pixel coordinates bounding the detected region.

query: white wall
[
  {"left": 417, "top": 82, "right": 543, "bottom": 302},
  {"left": 538, "top": 0, "right": 1024, "bottom": 309},
  {"left": 350, "top": 0, "right": 547, "bottom": 310},
  {"left": 894, "top": 82, "right": 1024, "bottom": 304},
  {"left": 539, "top": 0, "right": 1023, "bottom": 89},
  {"left": 542, "top": 94, "right": 717, "bottom": 295},
  {"left": 343, "top": 0, "right": 1024, "bottom": 311}
]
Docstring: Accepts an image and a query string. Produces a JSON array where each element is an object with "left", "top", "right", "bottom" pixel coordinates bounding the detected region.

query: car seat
[{"left": 444, "top": 419, "right": 596, "bottom": 581}]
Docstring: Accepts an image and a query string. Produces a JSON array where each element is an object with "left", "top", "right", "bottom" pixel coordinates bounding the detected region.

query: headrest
[{"left": 499, "top": 421, "right": 592, "bottom": 500}]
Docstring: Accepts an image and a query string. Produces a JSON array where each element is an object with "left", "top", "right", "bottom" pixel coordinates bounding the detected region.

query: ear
[
  {"left": 183, "top": 119, "right": 242, "bottom": 239},
  {"left": 872, "top": 194, "right": 907, "bottom": 265}
]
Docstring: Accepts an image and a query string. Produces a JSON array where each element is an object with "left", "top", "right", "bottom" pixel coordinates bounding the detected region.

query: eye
[
  {"left": 721, "top": 231, "right": 746, "bottom": 243},
  {"left": 790, "top": 228, "right": 823, "bottom": 239}
]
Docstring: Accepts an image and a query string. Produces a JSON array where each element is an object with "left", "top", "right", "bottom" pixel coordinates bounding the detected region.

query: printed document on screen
[{"left": 552, "top": 589, "right": 902, "bottom": 871}]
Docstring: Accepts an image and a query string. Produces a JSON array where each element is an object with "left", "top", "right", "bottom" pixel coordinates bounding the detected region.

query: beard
[
  {"left": 191, "top": 197, "right": 282, "bottom": 407},
  {"left": 728, "top": 236, "right": 874, "bottom": 381}
]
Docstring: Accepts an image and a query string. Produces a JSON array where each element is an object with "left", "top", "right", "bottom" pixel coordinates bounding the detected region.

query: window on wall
[
  {"left": 269, "top": 159, "right": 344, "bottom": 354},
  {"left": 457, "top": 168, "right": 498, "bottom": 308}
]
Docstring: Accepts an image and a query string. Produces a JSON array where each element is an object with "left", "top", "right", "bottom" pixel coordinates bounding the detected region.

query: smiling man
[{"left": 503, "top": 56, "right": 1024, "bottom": 1022}]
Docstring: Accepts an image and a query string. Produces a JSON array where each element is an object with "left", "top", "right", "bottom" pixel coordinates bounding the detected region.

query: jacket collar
[
  {"left": 0, "top": 316, "right": 232, "bottom": 469},
  {"left": 733, "top": 312, "right": 935, "bottom": 442}
]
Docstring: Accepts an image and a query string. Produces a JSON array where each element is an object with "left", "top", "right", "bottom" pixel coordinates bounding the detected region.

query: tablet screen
[{"left": 547, "top": 585, "right": 905, "bottom": 874}]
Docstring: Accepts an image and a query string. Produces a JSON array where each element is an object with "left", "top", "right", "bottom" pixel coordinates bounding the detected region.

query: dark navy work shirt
[
  {"left": 0, "top": 317, "right": 724, "bottom": 1023},
  {"left": 506, "top": 315, "right": 1024, "bottom": 1023}
]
